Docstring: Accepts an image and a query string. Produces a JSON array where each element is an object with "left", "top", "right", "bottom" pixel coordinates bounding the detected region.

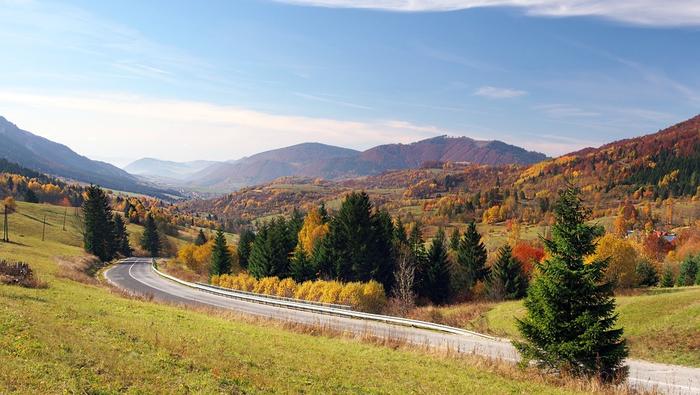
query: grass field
[
  {"left": 0, "top": 201, "right": 595, "bottom": 394},
  {"left": 418, "top": 287, "right": 700, "bottom": 367}
]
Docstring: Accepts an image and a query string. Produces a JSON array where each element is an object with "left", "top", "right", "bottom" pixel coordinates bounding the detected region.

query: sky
[{"left": 1, "top": 0, "right": 699, "bottom": 167}]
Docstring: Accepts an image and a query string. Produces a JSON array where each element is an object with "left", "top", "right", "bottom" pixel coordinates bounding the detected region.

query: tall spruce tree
[
  {"left": 194, "top": 229, "right": 207, "bottom": 246},
  {"left": 487, "top": 245, "right": 527, "bottom": 301},
  {"left": 315, "top": 192, "right": 395, "bottom": 291},
  {"left": 237, "top": 228, "right": 255, "bottom": 269},
  {"left": 140, "top": 213, "right": 161, "bottom": 257},
  {"left": 248, "top": 218, "right": 295, "bottom": 279},
  {"left": 449, "top": 227, "right": 461, "bottom": 251},
  {"left": 24, "top": 188, "right": 39, "bottom": 203},
  {"left": 290, "top": 247, "right": 316, "bottom": 282},
  {"left": 515, "top": 186, "right": 628, "bottom": 382},
  {"left": 210, "top": 228, "right": 232, "bottom": 277},
  {"left": 82, "top": 185, "right": 115, "bottom": 261},
  {"left": 454, "top": 221, "right": 489, "bottom": 294},
  {"left": 425, "top": 228, "right": 451, "bottom": 304},
  {"left": 112, "top": 214, "right": 132, "bottom": 257}
]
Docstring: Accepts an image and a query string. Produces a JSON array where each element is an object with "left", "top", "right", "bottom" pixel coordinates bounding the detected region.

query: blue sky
[{"left": 1, "top": 0, "right": 699, "bottom": 166}]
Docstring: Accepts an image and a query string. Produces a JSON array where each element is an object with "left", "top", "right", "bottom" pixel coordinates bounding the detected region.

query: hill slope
[
  {"left": 0, "top": 116, "right": 175, "bottom": 198},
  {"left": 187, "top": 136, "right": 546, "bottom": 191}
]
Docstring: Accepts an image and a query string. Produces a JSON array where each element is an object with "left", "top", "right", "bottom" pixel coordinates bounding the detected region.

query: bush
[
  {"left": 660, "top": 265, "right": 675, "bottom": 288},
  {"left": 0, "top": 259, "right": 47, "bottom": 288},
  {"left": 634, "top": 261, "right": 659, "bottom": 287},
  {"left": 214, "top": 273, "right": 386, "bottom": 312}
]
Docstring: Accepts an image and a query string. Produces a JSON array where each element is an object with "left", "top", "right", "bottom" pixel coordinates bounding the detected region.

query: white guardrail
[{"left": 151, "top": 260, "right": 497, "bottom": 340}]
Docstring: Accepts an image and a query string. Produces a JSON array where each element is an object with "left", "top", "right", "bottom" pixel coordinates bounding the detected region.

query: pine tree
[
  {"left": 290, "top": 247, "right": 315, "bottom": 282},
  {"left": 237, "top": 228, "right": 255, "bottom": 269},
  {"left": 660, "top": 265, "right": 675, "bottom": 287},
  {"left": 140, "top": 213, "right": 161, "bottom": 257},
  {"left": 248, "top": 218, "right": 294, "bottom": 279},
  {"left": 677, "top": 255, "right": 698, "bottom": 286},
  {"left": 82, "top": 185, "right": 115, "bottom": 261},
  {"left": 394, "top": 217, "right": 408, "bottom": 246},
  {"left": 425, "top": 228, "right": 451, "bottom": 304},
  {"left": 24, "top": 188, "right": 39, "bottom": 204},
  {"left": 210, "top": 228, "right": 232, "bottom": 277},
  {"left": 449, "top": 227, "right": 461, "bottom": 251},
  {"left": 454, "top": 221, "right": 489, "bottom": 293},
  {"left": 487, "top": 245, "right": 527, "bottom": 301},
  {"left": 408, "top": 221, "right": 429, "bottom": 298},
  {"left": 112, "top": 214, "right": 132, "bottom": 257},
  {"left": 515, "top": 186, "right": 628, "bottom": 382},
  {"left": 194, "top": 229, "right": 207, "bottom": 246}
]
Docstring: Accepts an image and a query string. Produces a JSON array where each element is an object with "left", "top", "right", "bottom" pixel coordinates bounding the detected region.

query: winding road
[{"left": 105, "top": 258, "right": 700, "bottom": 394}]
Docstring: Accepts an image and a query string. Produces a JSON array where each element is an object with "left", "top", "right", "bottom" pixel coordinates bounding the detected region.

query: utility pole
[
  {"left": 2, "top": 204, "right": 8, "bottom": 242},
  {"left": 63, "top": 208, "right": 67, "bottom": 231},
  {"left": 42, "top": 214, "right": 46, "bottom": 242}
]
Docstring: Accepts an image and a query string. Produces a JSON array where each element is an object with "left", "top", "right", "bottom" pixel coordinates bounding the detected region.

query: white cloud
[
  {"left": 274, "top": 1, "right": 700, "bottom": 27},
  {"left": 0, "top": 91, "right": 440, "bottom": 166},
  {"left": 474, "top": 86, "right": 527, "bottom": 99}
]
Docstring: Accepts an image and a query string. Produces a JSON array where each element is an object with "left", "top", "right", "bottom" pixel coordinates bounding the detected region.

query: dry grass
[{"left": 55, "top": 255, "right": 103, "bottom": 285}]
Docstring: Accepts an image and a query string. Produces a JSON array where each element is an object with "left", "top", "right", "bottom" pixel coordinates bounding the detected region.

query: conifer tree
[
  {"left": 194, "top": 229, "right": 207, "bottom": 246},
  {"left": 515, "top": 186, "right": 628, "bottom": 382},
  {"left": 290, "top": 247, "right": 315, "bottom": 282},
  {"left": 425, "top": 228, "right": 451, "bottom": 304},
  {"left": 140, "top": 213, "right": 161, "bottom": 257},
  {"left": 487, "top": 245, "right": 527, "bottom": 301},
  {"left": 449, "top": 227, "right": 461, "bottom": 251},
  {"left": 24, "top": 188, "right": 39, "bottom": 204},
  {"left": 237, "top": 228, "right": 255, "bottom": 269},
  {"left": 210, "top": 228, "right": 232, "bottom": 277},
  {"left": 82, "top": 185, "right": 115, "bottom": 261},
  {"left": 112, "top": 214, "right": 132, "bottom": 257},
  {"left": 248, "top": 218, "right": 294, "bottom": 279},
  {"left": 394, "top": 217, "right": 408, "bottom": 246},
  {"left": 660, "top": 265, "right": 675, "bottom": 287},
  {"left": 455, "top": 221, "right": 489, "bottom": 293}
]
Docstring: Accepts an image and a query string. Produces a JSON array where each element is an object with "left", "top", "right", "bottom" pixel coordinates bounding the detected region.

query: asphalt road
[{"left": 105, "top": 258, "right": 700, "bottom": 394}]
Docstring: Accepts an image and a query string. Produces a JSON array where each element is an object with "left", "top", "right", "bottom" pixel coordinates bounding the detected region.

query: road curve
[{"left": 105, "top": 258, "right": 700, "bottom": 395}]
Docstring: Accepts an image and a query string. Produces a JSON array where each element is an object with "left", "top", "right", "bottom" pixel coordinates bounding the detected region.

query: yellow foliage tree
[
  {"left": 591, "top": 234, "right": 639, "bottom": 289},
  {"left": 297, "top": 207, "right": 329, "bottom": 254}
]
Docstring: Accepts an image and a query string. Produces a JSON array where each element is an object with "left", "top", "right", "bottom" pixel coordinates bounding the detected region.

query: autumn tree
[
  {"left": 210, "top": 228, "right": 233, "bottom": 277},
  {"left": 515, "top": 186, "right": 628, "bottom": 382},
  {"left": 140, "top": 213, "right": 161, "bottom": 257},
  {"left": 592, "top": 234, "right": 639, "bottom": 289},
  {"left": 487, "top": 245, "right": 528, "bottom": 301},
  {"left": 297, "top": 206, "right": 329, "bottom": 254},
  {"left": 392, "top": 244, "right": 416, "bottom": 313},
  {"left": 512, "top": 242, "right": 544, "bottom": 277}
]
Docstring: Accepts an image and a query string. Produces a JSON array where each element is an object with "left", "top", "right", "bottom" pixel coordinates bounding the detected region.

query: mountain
[
  {"left": 124, "top": 158, "right": 219, "bottom": 181},
  {"left": 186, "top": 136, "right": 546, "bottom": 191},
  {"left": 181, "top": 114, "right": 700, "bottom": 221},
  {"left": 0, "top": 116, "right": 176, "bottom": 198},
  {"left": 186, "top": 142, "right": 360, "bottom": 190}
]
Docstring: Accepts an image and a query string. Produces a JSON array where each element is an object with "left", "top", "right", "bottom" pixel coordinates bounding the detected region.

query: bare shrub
[{"left": 0, "top": 259, "right": 48, "bottom": 288}]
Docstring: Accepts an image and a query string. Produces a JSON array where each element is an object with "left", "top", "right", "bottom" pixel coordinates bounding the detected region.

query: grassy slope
[
  {"left": 0, "top": 202, "right": 580, "bottom": 394},
  {"left": 437, "top": 287, "right": 700, "bottom": 367}
]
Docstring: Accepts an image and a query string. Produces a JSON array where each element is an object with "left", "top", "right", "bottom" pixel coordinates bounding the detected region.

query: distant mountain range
[
  {"left": 127, "top": 136, "right": 547, "bottom": 191},
  {"left": 124, "top": 158, "right": 219, "bottom": 181},
  {"left": 0, "top": 116, "right": 177, "bottom": 198}
]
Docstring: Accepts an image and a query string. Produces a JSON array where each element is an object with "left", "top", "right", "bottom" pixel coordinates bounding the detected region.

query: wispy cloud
[
  {"left": 474, "top": 86, "right": 527, "bottom": 99},
  {"left": 0, "top": 90, "right": 440, "bottom": 164},
  {"left": 274, "top": 1, "right": 700, "bottom": 27},
  {"left": 535, "top": 104, "right": 599, "bottom": 118},
  {"left": 293, "top": 92, "right": 373, "bottom": 110}
]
